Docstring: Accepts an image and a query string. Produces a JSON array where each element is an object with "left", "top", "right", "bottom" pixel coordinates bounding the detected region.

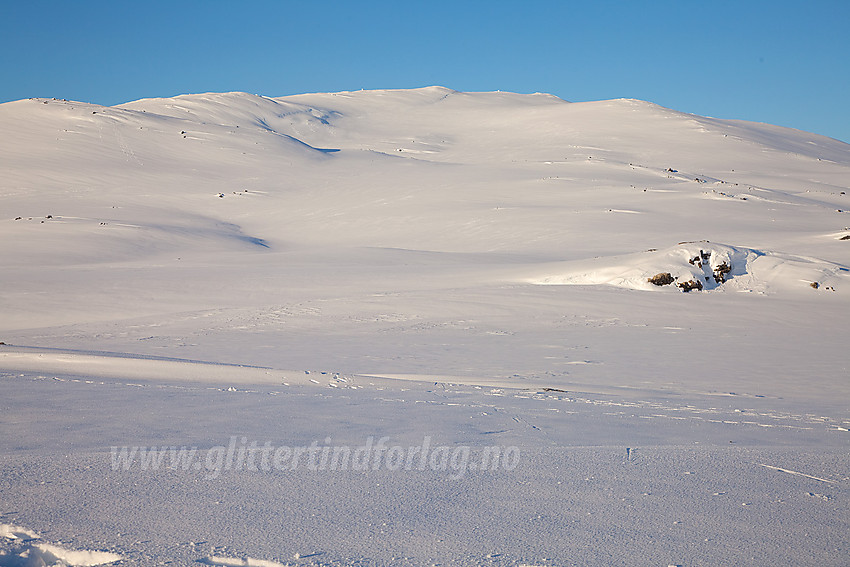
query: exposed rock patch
[
  {"left": 677, "top": 279, "right": 704, "bottom": 292},
  {"left": 530, "top": 241, "right": 849, "bottom": 294},
  {"left": 648, "top": 272, "right": 675, "bottom": 286}
]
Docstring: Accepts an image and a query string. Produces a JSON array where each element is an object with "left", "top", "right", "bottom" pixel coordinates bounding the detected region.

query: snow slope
[{"left": 1, "top": 87, "right": 849, "bottom": 565}]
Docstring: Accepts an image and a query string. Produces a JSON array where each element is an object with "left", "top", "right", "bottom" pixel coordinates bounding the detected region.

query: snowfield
[{"left": 1, "top": 87, "right": 848, "bottom": 566}]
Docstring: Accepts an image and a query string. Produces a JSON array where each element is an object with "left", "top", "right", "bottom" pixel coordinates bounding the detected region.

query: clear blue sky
[{"left": 2, "top": 0, "right": 848, "bottom": 142}]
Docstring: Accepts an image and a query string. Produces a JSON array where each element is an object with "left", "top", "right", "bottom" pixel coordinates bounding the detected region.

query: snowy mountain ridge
[{"left": 3, "top": 87, "right": 848, "bottom": 282}]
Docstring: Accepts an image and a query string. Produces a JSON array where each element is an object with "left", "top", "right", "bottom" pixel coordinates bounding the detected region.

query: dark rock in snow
[
  {"left": 648, "top": 272, "right": 675, "bottom": 286},
  {"left": 713, "top": 261, "right": 732, "bottom": 283},
  {"left": 678, "top": 279, "right": 703, "bottom": 292}
]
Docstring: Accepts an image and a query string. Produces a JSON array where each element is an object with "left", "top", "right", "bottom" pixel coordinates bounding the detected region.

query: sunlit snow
[{"left": 1, "top": 87, "right": 848, "bottom": 566}]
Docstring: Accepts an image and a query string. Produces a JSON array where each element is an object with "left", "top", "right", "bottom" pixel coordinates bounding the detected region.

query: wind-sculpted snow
[{"left": 0, "top": 523, "right": 121, "bottom": 566}]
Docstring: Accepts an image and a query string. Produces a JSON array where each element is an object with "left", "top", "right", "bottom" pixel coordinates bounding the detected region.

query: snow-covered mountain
[
  {"left": 1, "top": 88, "right": 849, "bottom": 566},
  {"left": 4, "top": 87, "right": 848, "bottom": 265}
]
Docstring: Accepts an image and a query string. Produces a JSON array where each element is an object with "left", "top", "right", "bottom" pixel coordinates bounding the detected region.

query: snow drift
[
  {"left": 529, "top": 241, "right": 850, "bottom": 294},
  {"left": 0, "top": 523, "right": 120, "bottom": 566}
]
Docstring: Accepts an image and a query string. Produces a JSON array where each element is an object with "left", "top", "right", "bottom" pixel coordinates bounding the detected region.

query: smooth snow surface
[{"left": 1, "top": 87, "right": 849, "bottom": 566}]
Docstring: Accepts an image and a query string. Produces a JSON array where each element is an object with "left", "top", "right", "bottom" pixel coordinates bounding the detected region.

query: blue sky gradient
[{"left": 2, "top": 0, "right": 848, "bottom": 142}]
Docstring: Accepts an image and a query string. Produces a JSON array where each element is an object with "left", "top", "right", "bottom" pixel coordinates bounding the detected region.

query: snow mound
[
  {"left": 0, "top": 524, "right": 120, "bottom": 566},
  {"left": 0, "top": 526, "right": 38, "bottom": 541},
  {"left": 0, "top": 348, "right": 310, "bottom": 385},
  {"left": 529, "top": 242, "right": 849, "bottom": 293}
]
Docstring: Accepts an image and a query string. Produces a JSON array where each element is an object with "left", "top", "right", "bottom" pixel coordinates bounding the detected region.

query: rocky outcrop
[{"left": 648, "top": 272, "right": 675, "bottom": 286}]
